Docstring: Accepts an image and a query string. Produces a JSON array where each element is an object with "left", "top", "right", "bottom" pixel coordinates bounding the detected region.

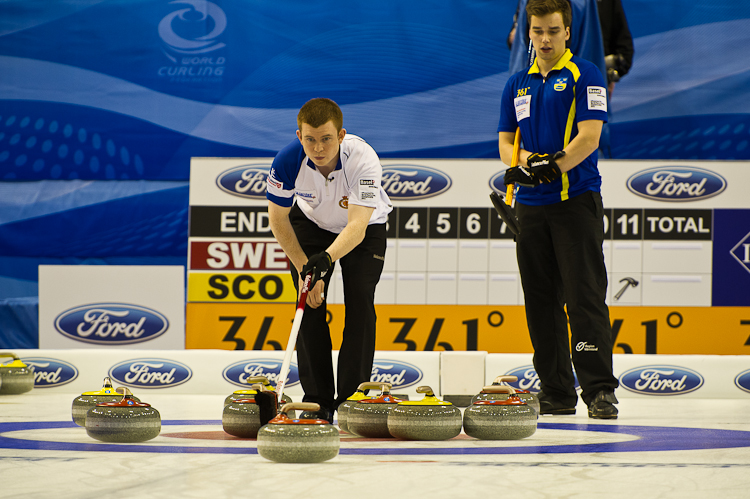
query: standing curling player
[
  {"left": 498, "top": 0, "right": 619, "bottom": 419},
  {"left": 267, "top": 98, "right": 392, "bottom": 423}
]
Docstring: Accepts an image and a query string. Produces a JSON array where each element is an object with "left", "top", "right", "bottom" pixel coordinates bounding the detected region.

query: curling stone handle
[
  {"left": 416, "top": 386, "right": 435, "bottom": 396},
  {"left": 482, "top": 385, "right": 517, "bottom": 395},
  {"left": 280, "top": 402, "right": 319, "bottom": 415},
  {"left": 357, "top": 381, "right": 391, "bottom": 391},
  {"left": 492, "top": 375, "right": 519, "bottom": 384},
  {"left": 0, "top": 352, "right": 20, "bottom": 361},
  {"left": 102, "top": 377, "right": 114, "bottom": 388},
  {"left": 118, "top": 387, "right": 133, "bottom": 397},
  {"left": 245, "top": 375, "right": 269, "bottom": 385}
]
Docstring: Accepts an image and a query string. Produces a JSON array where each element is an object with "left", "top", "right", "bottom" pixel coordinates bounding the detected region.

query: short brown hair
[
  {"left": 297, "top": 98, "right": 343, "bottom": 131},
  {"left": 526, "top": 0, "right": 572, "bottom": 29}
]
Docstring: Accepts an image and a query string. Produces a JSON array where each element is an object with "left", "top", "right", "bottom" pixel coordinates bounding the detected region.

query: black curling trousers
[
  {"left": 288, "top": 204, "right": 386, "bottom": 414},
  {"left": 515, "top": 191, "right": 619, "bottom": 406}
]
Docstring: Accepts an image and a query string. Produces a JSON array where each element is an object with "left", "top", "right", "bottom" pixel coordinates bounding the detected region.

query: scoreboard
[{"left": 186, "top": 158, "right": 750, "bottom": 354}]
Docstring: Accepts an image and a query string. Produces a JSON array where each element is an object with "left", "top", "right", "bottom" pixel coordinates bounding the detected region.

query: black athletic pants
[
  {"left": 515, "top": 190, "right": 619, "bottom": 406},
  {"left": 288, "top": 204, "right": 386, "bottom": 413}
]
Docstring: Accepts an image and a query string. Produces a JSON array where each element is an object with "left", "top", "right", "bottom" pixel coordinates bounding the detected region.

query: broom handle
[
  {"left": 276, "top": 273, "right": 312, "bottom": 402},
  {"left": 506, "top": 127, "right": 522, "bottom": 206}
]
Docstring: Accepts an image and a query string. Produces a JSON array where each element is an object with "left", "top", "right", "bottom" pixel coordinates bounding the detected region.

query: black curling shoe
[{"left": 588, "top": 391, "right": 619, "bottom": 419}]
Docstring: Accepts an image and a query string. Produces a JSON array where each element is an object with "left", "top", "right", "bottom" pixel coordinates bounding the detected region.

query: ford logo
[
  {"left": 54, "top": 303, "right": 169, "bottom": 345},
  {"left": 370, "top": 360, "right": 423, "bottom": 389},
  {"left": 735, "top": 369, "right": 750, "bottom": 394},
  {"left": 503, "top": 365, "right": 580, "bottom": 392},
  {"left": 216, "top": 164, "right": 271, "bottom": 200},
  {"left": 626, "top": 167, "right": 726, "bottom": 202},
  {"left": 223, "top": 359, "right": 300, "bottom": 388},
  {"left": 489, "top": 171, "right": 509, "bottom": 194},
  {"left": 619, "top": 365, "right": 703, "bottom": 395},
  {"left": 109, "top": 358, "right": 192, "bottom": 388},
  {"left": 381, "top": 165, "right": 451, "bottom": 200},
  {"left": 22, "top": 357, "right": 79, "bottom": 388}
]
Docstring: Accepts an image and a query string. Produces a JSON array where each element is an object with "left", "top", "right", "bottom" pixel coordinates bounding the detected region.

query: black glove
[
  {"left": 526, "top": 151, "right": 564, "bottom": 184},
  {"left": 301, "top": 251, "right": 332, "bottom": 288},
  {"left": 503, "top": 165, "right": 536, "bottom": 187}
]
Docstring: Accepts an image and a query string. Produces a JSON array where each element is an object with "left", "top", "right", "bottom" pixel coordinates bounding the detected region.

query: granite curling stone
[
  {"left": 223, "top": 396, "right": 261, "bottom": 438},
  {"left": 347, "top": 383, "right": 402, "bottom": 438},
  {"left": 85, "top": 388, "right": 161, "bottom": 443},
  {"left": 471, "top": 375, "right": 540, "bottom": 415},
  {"left": 223, "top": 382, "right": 281, "bottom": 438},
  {"left": 387, "top": 385, "right": 462, "bottom": 441},
  {"left": 257, "top": 402, "right": 340, "bottom": 463},
  {"left": 337, "top": 381, "right": 382, "bottom": 433},
  {"left": 72, "top": 377, "right": 138, "bottom": 426},
  {"left": 0, "top": 352, "right": 35, "bottom": 395},
  {"left": 463, "top": 386, "right": 536, "bottom": 440}
]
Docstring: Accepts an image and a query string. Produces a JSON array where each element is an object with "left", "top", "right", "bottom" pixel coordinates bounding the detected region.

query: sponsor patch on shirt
[
  {"left": 267, "top": 169, "right": 283, "bottom": 189},
  {"left": 587, "top": 86, "right": 607, "bottom": 111},
  {"left": 358, "top": 177, "right": 378, "bottom": 202},
  {"left": 514, "top": 95, "right": 532, "bottom": 121}
]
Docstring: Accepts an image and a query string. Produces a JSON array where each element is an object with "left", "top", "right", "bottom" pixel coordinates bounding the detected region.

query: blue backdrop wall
[{"left": 1, "top": 0, "right": 749, "bottom": 301}]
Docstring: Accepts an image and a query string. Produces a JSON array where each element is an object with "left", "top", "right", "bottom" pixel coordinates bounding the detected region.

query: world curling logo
[
  {"left": 619, "top": 365, "right": 704, "bottom": 395},
  {"left": 109, "top": 359, "right": 193, "bottom": 389},
  {"left": 222, "top": 359, "right": 300, "bottom": 389},
  {"left": 216, "top": 164, "right": 271, "bottom": 200},
  {"left": 370, "top": 360, "right": 423, "bottom": 389},
  {"left": 22, "top": 358, "right": 79, "bottom": 388},
  {"left": 158, "top": 0, "right": 227, "bottom": 82},
  {"left": 54, "top": 303, "right": 169, "bottom": 345}
]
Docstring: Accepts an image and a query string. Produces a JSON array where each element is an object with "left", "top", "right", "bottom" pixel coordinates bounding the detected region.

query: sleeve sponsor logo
[
  {"left": 587, "top": 86, "right": 607, "bottom": 111},
  {"left": 514, "top": 94, "right": 532, "bottom": 121}
]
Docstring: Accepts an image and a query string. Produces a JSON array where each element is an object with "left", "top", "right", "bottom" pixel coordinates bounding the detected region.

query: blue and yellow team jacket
[{"left": 498, "top": 49, "right": 608, "bottom": 206}]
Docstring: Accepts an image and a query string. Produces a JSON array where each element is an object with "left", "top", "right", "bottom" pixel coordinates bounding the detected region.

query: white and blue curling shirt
[{"left": 266, "top": 134, "right": 393, "bottom": 234}]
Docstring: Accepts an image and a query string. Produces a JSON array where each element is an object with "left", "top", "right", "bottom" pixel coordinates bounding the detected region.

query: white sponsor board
[
  {"left": 485, "top": 353, "right": 749, "bottom": 399},
  {"left": 39, "top": 266, "right": 185, "bottom": 349}
]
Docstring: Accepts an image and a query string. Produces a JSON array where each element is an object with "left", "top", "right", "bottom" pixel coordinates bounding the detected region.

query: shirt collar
[
  {"left": 305, "top": 147, "right": 343, "bottom": 171},
  {"left": 528, "top": 48, "right": 573, "bottom": 75}
]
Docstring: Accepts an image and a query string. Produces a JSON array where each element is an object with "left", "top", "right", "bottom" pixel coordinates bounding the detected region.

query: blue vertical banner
[{"left": 712, "top": 209, "right": 750, "bottom": 307}]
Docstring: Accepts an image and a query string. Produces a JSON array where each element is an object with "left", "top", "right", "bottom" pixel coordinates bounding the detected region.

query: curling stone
[
  {"left": 337, "top": 382, "right": 383, "bottom": 433},
  {"left": 224, "top": 375, "right": 293, "bottom": 407},
  {"left": 0, "top": 352, "right": 35, "bottom": 395},
  {"left": 463, "top": 386, "right": 536, "bottom": 440},
  {"left": 471, "top": 375, "right": 540, "bottom": 415},
  {"left": 387, "top": 386, "right": 462, "bottom": 441},
  {"left": 223, "top": 395, "right": 261, "bottom": 438},
  {"left": 257, "top": 402, "right": 340, "bottom": 463},
  {"left": 85, "top": 388, "right": 161, "bottom": 443},
  {"left": 347, "top": 383, "right": 402, "bottom": 438},
  {"left": 72, "top": 377, "right": 140, "bottom": 426}
]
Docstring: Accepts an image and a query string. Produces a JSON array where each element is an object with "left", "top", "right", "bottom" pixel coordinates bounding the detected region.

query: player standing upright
[{"left": 498, "top": 0, "right": 619, "bottom": 419}]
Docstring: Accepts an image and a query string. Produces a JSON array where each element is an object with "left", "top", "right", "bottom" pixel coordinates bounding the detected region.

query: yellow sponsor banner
[
  {"left": 187, "top": 303, "right": 750, "bottom": 354},
  {"left": 187, "top": 272, "right": 296, "bottom": 303}
]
